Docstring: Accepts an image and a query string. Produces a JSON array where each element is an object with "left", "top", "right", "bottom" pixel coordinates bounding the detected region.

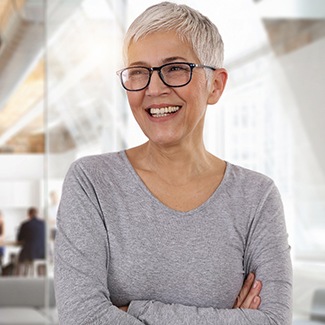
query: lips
[{"left": 146, "top": 106, "right": 181, "bottom": 118}]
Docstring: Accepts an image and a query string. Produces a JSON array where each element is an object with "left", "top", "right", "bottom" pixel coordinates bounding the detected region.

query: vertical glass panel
[
  {"left": 0, "top": 0, "right": 54, "bottom": 324},
  {"left": 46, "top": 0, "right": 127, "bottom": 185},
  {"left": 45, "top": 1, "right": 127, "bottom": 323},
  {"left": 0, "top": 0, "right": 46, "bottom": 271}
]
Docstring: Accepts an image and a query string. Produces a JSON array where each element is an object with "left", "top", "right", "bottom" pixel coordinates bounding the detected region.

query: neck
[{"left": 128, "top": 140, "right": 216, "bottom": 185}]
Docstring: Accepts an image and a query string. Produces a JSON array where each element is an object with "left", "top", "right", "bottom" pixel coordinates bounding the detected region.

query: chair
[
  {"left": 17, "top": 259, "right": 47, "bottom": 277},
  {"left": 33, "top": 259, "right": 47, "bottom": 277}
]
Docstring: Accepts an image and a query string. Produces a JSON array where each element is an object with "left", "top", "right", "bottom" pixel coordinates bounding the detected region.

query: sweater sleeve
[
  {"left": 54, "top": 161, "right": 144, "bottom": 325},
  {"left": 127, "top": 182, "right": 292, "bottom": 325}
]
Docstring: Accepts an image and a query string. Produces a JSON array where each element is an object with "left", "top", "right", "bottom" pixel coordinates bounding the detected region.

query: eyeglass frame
[{"left": 116, "top": 62, "right": 216, "bottom": 92}]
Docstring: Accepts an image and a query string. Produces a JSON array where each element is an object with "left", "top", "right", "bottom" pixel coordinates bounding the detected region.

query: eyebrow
[{"left": 129, "top": 56, "right": 188, "bottom": 67}]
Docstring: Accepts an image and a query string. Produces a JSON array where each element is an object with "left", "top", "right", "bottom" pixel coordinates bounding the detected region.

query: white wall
[
  {"left": 0, "top": 154, "right": 44, "bottom": 180},
  {"left": 0, "top": 154, "right": 44, "bottom": 209}
]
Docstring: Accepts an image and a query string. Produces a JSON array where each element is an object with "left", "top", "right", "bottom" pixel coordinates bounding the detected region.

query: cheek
[
  {"left": 127, "top": 93, "right": 146, "bottom": 123},
  {"left": 184, "top": 74, "right": 209, "bottom": 96},
  {"left": 180, "top": 83, "right": 209, "bottom": 106},
  {"left": 196, "top": 78, "right": 210, "bottom": 94},
  {"left": 127, "top": 93, "right": 142, "bottom": 111},
  {"left": 195, "top": 81, "right": 211, "bottom": 105}
]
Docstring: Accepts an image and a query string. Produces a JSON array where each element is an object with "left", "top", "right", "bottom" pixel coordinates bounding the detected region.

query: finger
[
  {"left": 233, "top": 273, "right": 255, "bottom": 308},
  {"left": 249, "top": 295, "right": 261, "bottom": 309},
  {"left": 241, "top": 280, "right": 262, "bottom": 309}
]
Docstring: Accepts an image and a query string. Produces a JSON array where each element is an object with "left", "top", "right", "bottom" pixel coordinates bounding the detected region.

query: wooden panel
[
  {"left": 0, "top": 60, "right": 45, "bottom": 135},
  {"left": 0, "top": 0, "right": 26, "bottom": 31},
  {"left": 0, "top": 0, "right": 12, "bottom": 31}
]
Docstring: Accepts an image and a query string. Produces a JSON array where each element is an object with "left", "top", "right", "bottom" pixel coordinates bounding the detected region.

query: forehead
[{"left": 127, "top": 30, "right": 198, "bottom": 66}]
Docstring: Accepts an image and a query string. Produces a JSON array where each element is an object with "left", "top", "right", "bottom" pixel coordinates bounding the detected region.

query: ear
[{"left": 207, "top": 68, "right": 228, "bottom": 105}]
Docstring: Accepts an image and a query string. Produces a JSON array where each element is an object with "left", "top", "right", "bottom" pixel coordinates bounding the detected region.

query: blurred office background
[{"left": 0, "top": 0, "right": 324, "bottom": 324}]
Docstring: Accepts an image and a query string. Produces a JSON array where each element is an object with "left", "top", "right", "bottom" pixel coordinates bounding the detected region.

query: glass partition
[
  {"left": 0, "top": 0, "right": 46, "bottom": 271},
  {"left": 0, "top": 1, "right": 53, "bottom": 324},
  {"left": 45, "top": 0, "right": 128, "bottom": 267}
]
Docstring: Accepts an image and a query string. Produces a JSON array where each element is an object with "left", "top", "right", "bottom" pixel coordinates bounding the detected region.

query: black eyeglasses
[{"left": 116, "top": 62, "right": 216, "bottom": 91}]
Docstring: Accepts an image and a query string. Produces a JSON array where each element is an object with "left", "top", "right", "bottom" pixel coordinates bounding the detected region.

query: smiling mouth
[{"left": 146, "top": 106, "right": 181, "bottom": 118}]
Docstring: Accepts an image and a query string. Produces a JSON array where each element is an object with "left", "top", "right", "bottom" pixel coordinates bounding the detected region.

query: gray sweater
[{"left": 54, "top": 151, "right": 292, "bottom": 324}]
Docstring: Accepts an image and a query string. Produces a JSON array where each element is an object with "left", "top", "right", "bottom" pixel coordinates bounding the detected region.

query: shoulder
[
  {"left": 63, "top": 151, "right": 132, "bottom": 190},
  {"left": 67, "top": 151, "right": 127, "bottom": 178},
  {"left": 19, "top": 221, "right": 27, "bottom": 230},
  {"left": 224, "top": 163, "right": 279, "bottom": 201},
  {"left": 224, "top": 164, "right": 285, "bottom": 230},
  {"left": 226, "top": 162, "right": 273, "bottom": 187},
  {"left": 72, "top": 151, "right": 124, "bottom": 170},
  {"left": 35, "top": 218, "right": 45, "bottom": 225},
  {"left": 20, "top": 220, "right": 33, "bottom": 231}
]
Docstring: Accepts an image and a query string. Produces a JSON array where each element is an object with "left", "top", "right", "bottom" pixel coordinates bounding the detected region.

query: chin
[{"left": 148, "top": 136, "right": 184, "bottom": 148}]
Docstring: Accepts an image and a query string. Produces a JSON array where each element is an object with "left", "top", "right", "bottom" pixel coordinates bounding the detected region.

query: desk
[{"left": 1, "top": 240, "right": 22, "bottom": 247}]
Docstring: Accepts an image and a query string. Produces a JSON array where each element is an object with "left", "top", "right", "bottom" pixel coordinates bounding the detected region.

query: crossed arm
[{"left": 119, "top": 272, "right": 262, "bottom": 312}]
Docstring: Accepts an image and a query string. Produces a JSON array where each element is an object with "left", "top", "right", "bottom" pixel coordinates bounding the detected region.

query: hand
[
  {"left": 233, "top": 272, "right": 262, "bottom": 309},
  {"left": 118, "top": 306, "right": 128, "bottom": 312}
]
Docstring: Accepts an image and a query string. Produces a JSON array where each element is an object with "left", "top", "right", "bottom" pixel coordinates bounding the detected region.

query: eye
[
  {"left": 165, "top": 64, "right": 191, "bottom": 73},
  {"left": 126, "top": 68, "right": 148, "bottom": 78}
]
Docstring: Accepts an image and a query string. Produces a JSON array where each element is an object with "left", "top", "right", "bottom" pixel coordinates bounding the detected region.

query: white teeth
[{"left": 149, "top": 106, "right": 180, "bottom": 117}]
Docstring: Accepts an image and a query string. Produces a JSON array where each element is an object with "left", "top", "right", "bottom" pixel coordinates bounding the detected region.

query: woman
[{"left": 54, "top": 2, "right": 292, "bottom": 324}]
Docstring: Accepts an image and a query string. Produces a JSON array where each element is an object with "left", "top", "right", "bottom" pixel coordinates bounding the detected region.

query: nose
[{"left": 145, "top": 70, "right": 169, "bottom": 96}]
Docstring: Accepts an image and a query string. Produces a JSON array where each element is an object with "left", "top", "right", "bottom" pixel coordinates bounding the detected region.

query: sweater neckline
[{"left": 119, "top": 150, "right": 230, "bottom": 217}]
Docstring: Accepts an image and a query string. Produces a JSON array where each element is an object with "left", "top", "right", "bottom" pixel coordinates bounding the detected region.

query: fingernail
[{"left": 253, "top": 281, "right": 258, "bottom": 288}]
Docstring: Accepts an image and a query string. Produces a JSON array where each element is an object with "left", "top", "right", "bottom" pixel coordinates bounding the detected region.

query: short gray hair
[{"left": 123, "top": 2, "right": 224, "bottom": 68}]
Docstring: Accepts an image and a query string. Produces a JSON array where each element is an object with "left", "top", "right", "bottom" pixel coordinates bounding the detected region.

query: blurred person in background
[
  {"left": 17, "top": 207, "right": 46, "bottom": 276},
  {"left": 48, "top": 190, "right": 59, "bottom": 241},
  {"left": 55, "top": 2, "right": 292, "bottom": 324},
  {"left": 48, "top": 190, "right": 59, "bottom": 264}
]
